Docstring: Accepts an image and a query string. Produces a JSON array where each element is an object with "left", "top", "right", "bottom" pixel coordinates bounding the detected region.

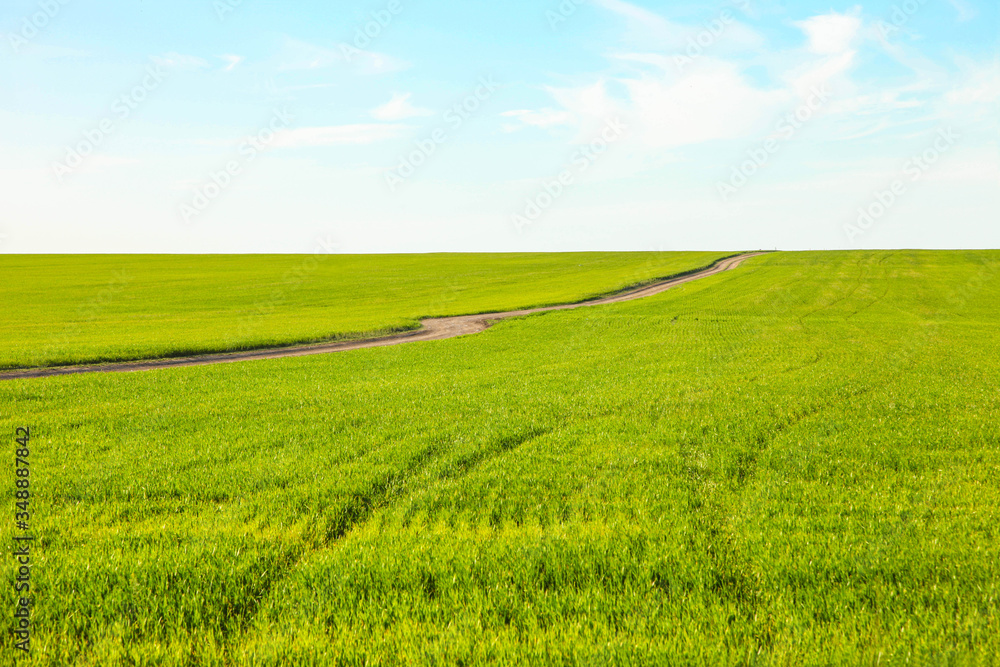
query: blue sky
[{"left": 1, "top": 0, "right": 997, "bottom": 252}]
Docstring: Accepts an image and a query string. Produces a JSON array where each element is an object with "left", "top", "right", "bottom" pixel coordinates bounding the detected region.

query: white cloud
[
  {"left": 920, "top": 149, "right": 999, "bottom": 183},
  {"left": 546, "top": 80, "right": 628, "bottom": 140},
  {"left": 88, "top": 155, "right": 141, "bottom": 168},
  {"left": 795, "top": 11, "right": 862, "bottom": 55},
  {"left": 593, "top": 0, "right": 667, "bottom": 25},
  {"left": 714, "top": 21, "right": 768, "bottom": 52},
  {"left": 219, "top": 54, "right": 244, "bottom": 73},
  {"left": 621, "top": 61, "right": 790, "bottom": 148},
  {"left": 939, "top": 58, "right": 1000, "bottom": 125},
  {"left": 371, "top": 93, "right": 433, "bottom": 121},
  {"left": 16, "top": 44, "right": 88, "bottom": 59},
  {"left": 514, "top": 58, "right": 793, "bottom": 150},
  {"left": 152, "top": 52, "right": 210, "bottom": 69},
  {"left": 783, "top": 49, "right": 858, "bottom": 101},
  {"left": 501, "top": 108, "right": 574, "bottom": 131},
  {"left": 945, "top": 63, "right": 1000, "bottom": 107},
  {"left": 831, "top": 84, "right": 930, "bottom": 117},
  {"left": 276, "top": 37, "right": 409, "bottom": 74},
  {"left": 509, "top": 2, "right": 903, "bottom": 155},
  {"left": 511, "top": 4, "right": 895, "bottom": 153},
  {"left": 946, "top": 0, "right": 978, "bottom": 22},
  {"left": 595, "top": 0, "right": 764, "bottom": 53},
  {"left": 350, "top": 50, "right": 411, "bottom": 75},
  {"left": 591, "top": 0, "right": 688, "bottom": 49},
  {"left": 611, "top": 53, "right": 676, "bottom": 70},
  {"left": 273, "top": 124, "right": 410, "bottom": 148},
  {"left": 57, "top": 154, "right": 143, "bottom": 178},
  {"left": 873, "top": 27, "right": 949, "bottom": 82},
  {"left": 275, "top": 38, "right": 340, "bottom": 70}
]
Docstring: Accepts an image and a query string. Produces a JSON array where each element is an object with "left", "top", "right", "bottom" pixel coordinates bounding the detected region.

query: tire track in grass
[
  {"left": 797, "top": 256, "right": 867, "bottom": 332},
  {"left": 318, "top": 427, "right": 551, "bottom": 544},
  {"left": 437, "top": 427, "right": 551, "bottom": 482},
  {"left": 202, "top": 441, "right": 446, "bottom": 656},
  {"left": 676, "top": 257, "right": 891, "bottom": 645},
  {"left": 212, "top": 441, "right": 444, "bottom": 656},
  {"left": 684, "top": 380, "right": 885, "bottom": 653},
  {"left": 231, "top": 427, "right": 551, "bottom": 651},
  {"left": 317, "top": 439, "right": 447, "bottom": 544},
  {"left": 846, "top": 253, "right": 895, "bottom": 321}
]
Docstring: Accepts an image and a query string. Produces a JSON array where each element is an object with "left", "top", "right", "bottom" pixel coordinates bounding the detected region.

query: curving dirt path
[{"left": 1, "top": 252, "right": 766, "bottom": 381}]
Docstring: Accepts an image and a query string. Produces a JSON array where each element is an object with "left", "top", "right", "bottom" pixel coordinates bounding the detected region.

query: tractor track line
[{"left": 1, "top": 252, "right": 767, "bottom": 381}]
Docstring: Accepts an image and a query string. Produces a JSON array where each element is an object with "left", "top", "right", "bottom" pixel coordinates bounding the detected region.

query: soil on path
[{"left": 1, "top": 252, "right": 766, "bottom": 381}]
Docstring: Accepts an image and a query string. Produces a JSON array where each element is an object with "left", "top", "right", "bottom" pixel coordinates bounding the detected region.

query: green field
[
  {"left": 0, "top": 252, "right": 726, "bottom": 370},
  {"left": 2, "top": 250, "right": 999, "bottom": 665}
]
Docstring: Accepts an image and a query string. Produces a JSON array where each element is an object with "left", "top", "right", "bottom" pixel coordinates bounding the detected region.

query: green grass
[
  {"left": 0, "top": 252, "right": 726, "bottom": 370},
  {"left": 2, "top": 250, "right": 999, "bottom": 665}
]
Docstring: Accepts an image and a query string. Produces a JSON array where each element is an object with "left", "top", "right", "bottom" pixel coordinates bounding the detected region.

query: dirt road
[{"left": 1, "top": 252, "right": 765, "bottom": 381}]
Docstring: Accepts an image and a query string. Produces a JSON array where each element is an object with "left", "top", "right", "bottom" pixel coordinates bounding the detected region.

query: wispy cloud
[
  {"left": 501, "top": 108, "right": 574, "bottom": 132},
  {"left": 16, "top": 44, "right": 88, "bottom": 59},
  {"left": 275, "top": 38, "right": 340, "bottom": 70},
  {"left": 152, "top": 52, "right": 210, "bottom": 69},
  {"left": 371, "top": 93, "right": 433, "bottom": 121},
  {"left": 591, "top": 0, "right": 687, "bottom": 49},
  {"left": 942, "top": 58, "right": 1000, "bottom": 120},
  {"left": 507, "top": 6, "right": 880, "bottom": 151},
  {"left": 946, "top": 0, "right": 978, "bottom": 22},
  {"left": 219, "top": 54, "right": 244, "bottom": 73},
  {"left": 275, "top": 37, "right": 409, "bottom": 74},
  {"left": 350, "top": 49, "right": 411, "bottom": 75}
]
